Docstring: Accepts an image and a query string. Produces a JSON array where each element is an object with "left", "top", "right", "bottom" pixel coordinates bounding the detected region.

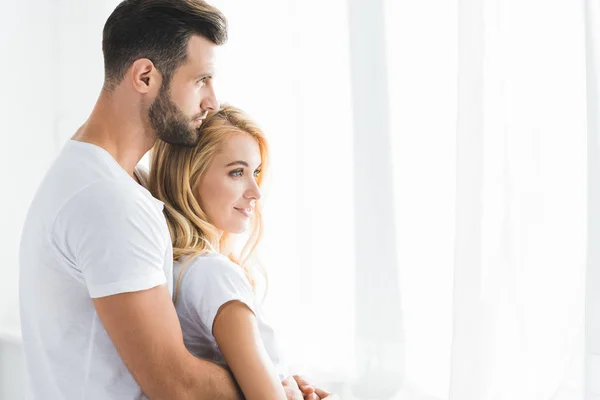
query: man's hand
[{"left": 293, "top": 375, "right": 332, "bottom": 400}]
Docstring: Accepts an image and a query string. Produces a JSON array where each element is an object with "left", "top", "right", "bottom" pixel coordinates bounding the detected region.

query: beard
[{"left": 148, "top": 84, "right": 204, "bottom": 147}]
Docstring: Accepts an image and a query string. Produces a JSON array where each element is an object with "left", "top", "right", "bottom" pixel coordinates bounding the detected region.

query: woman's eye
[
  {"left": 253, "top": 169, "right": 261, "bottom": 177},
  {"left": 230, "top": 169, "right": 243, "bottom": 177}
]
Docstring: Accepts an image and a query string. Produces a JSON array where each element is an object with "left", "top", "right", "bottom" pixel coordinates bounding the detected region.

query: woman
[{"left": 147, "top": 105, "right": 331, "bottom": 400}]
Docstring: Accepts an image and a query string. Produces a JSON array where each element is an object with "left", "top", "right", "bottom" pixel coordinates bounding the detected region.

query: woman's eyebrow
[
  {"left": 225, "top": 160, "right": 248, "bottom": 167},
  {"left": 225, "top": 161, "right": 262, "bottom": 169}
]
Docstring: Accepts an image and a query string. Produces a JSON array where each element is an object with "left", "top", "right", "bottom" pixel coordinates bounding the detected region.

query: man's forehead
[{"left": 186, "top": 35, "right": 217, "bottom": 66}]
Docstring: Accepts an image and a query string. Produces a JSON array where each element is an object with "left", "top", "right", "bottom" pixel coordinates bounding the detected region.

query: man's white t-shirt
[
  {"left": 174, "top": 253, "right": 288, "bottom": 380},
  {"left": 19, "top": 140, "right": 173, "bottom": 399}
]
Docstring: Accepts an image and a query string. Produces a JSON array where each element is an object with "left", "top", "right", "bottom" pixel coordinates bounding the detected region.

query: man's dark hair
[{"left": 102, "top": 0, "right": 227, "bottom": 90}]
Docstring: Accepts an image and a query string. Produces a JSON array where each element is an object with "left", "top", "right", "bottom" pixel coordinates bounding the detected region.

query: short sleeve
[
  {"left": 53, "top": 179, "right": 168, "bottom": 298},
  {"left": 178, "top": 255, "right": 256, "bottom": 334}
]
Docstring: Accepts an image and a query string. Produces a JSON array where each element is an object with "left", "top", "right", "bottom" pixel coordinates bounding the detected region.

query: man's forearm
[{"left": 180, "top": 355, "right": 243, "bottom": 400}]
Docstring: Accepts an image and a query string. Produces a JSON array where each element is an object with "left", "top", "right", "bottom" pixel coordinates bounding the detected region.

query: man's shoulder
[
  {"left": 68, "top": 178, "right": 150, "bottom": 210},
  {"left": 53, "top": 176, "right": 164, "bottom": 237}
]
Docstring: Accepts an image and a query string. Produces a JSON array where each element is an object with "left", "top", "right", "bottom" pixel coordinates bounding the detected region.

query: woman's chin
[{"left": 226, "top": 223, "right": 249, "bottom": 235}]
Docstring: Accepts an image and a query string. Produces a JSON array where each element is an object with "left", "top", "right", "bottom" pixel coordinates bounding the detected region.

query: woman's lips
[{"left": 234, "top": 207, "right": 252, "bottom": 217}]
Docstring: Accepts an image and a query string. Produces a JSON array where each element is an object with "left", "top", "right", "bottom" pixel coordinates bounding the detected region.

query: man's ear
[{"left": 130, "top": 58, "right": 161, "bottom": 94}]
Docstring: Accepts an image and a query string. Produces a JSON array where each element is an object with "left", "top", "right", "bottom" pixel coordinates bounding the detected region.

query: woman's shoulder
[
  {"left": 179, "top": 252, "right": 239, "bottom": 270},
  {"left": 175, "top": 252, "right": 247, "bottom": 286},
  {"left": 174, "top": 252, "right": 255, "bottom": 314}
]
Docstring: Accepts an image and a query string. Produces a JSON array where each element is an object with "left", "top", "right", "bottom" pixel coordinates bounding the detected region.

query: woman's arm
[{"left": 213, "top": 300, "right": 290, "bottom": 400}]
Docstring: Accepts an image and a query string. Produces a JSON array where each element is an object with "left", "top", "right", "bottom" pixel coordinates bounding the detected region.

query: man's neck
[{"left": 72, "top": 90, "right": 156, "bottom": 181}]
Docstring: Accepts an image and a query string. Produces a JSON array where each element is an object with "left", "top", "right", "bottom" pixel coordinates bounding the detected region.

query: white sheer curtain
[
  {"left": 585, "top": 1, "right": 600, "bottom": 399},
  {"left": 5, "top": 0, "right": 599, "bottom": 398},
  {"left": 450, "top": 0, "right": 587, "bottom": 399},
  {"left": 209, "top": 0, "right": 600, "bottom": 399}
]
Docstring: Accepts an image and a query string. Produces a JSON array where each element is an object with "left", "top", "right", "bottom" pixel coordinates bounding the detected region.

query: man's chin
[{"left": 157, "top": 131, "right": 199, "bottom": 147}]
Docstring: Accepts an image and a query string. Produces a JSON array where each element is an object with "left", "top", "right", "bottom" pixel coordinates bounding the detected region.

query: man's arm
[{"left": 93, "top": 284, "right": 243, "bottom": 400}]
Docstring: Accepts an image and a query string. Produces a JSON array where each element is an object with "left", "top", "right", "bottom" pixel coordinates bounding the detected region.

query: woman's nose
[{"left": 246, "top": 179, "right": 261, "bottom": 201}]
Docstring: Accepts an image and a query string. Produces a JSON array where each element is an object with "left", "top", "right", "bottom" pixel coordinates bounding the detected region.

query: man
[{"left": 19, "top": 0, "right": 327, "bottom": 398}]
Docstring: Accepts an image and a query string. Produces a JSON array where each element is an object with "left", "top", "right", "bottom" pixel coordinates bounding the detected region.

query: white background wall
[
  {"left": 1, "top": 0, "right": 55, "bottom": 332},
  {"left": 0, "top": 1, "right": 121, "bottom": 397},
  {"left": 1, "top": 0, "right": 54, "bottom": 396}
]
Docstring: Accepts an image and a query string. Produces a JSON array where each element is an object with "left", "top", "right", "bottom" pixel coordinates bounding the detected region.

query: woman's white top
[{"left": 174, "top": 252, "right": 288, "bottom": 380}]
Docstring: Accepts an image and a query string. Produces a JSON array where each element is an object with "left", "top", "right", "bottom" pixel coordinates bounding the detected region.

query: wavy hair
[{"left": 148, "top": 104, "right": 268, "bottom": 302}]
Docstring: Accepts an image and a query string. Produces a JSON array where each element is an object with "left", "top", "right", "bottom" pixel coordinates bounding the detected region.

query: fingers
[
  {"left": 304, "top": 387, "right": 331, "bottom": 399},
  {"left": 284, "top": 387, "right": 304, "bottom": 400},
  {"left": 293, "top": 375, "right": 315, "bottom": 394},
  {"left": 282, "top": 376, "right": 305, "bottom": 400},
  {"left": 292, "top": 374, "right": 333, "bottom": 399},
  {"left": 282, "top": 376, "right": 294, "bottom": 387}
]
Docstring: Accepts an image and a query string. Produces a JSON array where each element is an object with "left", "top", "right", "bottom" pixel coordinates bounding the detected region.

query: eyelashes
[
  {"left": 229, "top": 168, "right": 261, "bottom": 178},
  {"left": 229, "top": 169, "right": 243, "bottom": 177}
]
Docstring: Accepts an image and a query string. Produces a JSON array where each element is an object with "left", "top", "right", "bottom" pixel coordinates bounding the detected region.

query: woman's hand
[
  {"left": 282, "top": 376, "right": 304, "bottom": 400},
  {"left": 292, "top": 375, "right": 333, "bottom": 399}
]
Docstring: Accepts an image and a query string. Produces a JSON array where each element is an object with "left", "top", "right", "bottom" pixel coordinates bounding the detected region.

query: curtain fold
[
  {"left": 346, "top": 0, "right": 404, "bottom": 398},
  {"left": 585, "top": 0, "right": 600, "bottom": 398},
  {"left": 449, "top": 1, "right": 587, "bottom": 399},
  {"left": 449, "top": 0, "right": 486, "bottom": 398}
]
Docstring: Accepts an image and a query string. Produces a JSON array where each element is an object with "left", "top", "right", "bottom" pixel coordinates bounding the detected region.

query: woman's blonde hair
[{"left": 148, "top": 104, "right": 269, "bottom": 302}]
